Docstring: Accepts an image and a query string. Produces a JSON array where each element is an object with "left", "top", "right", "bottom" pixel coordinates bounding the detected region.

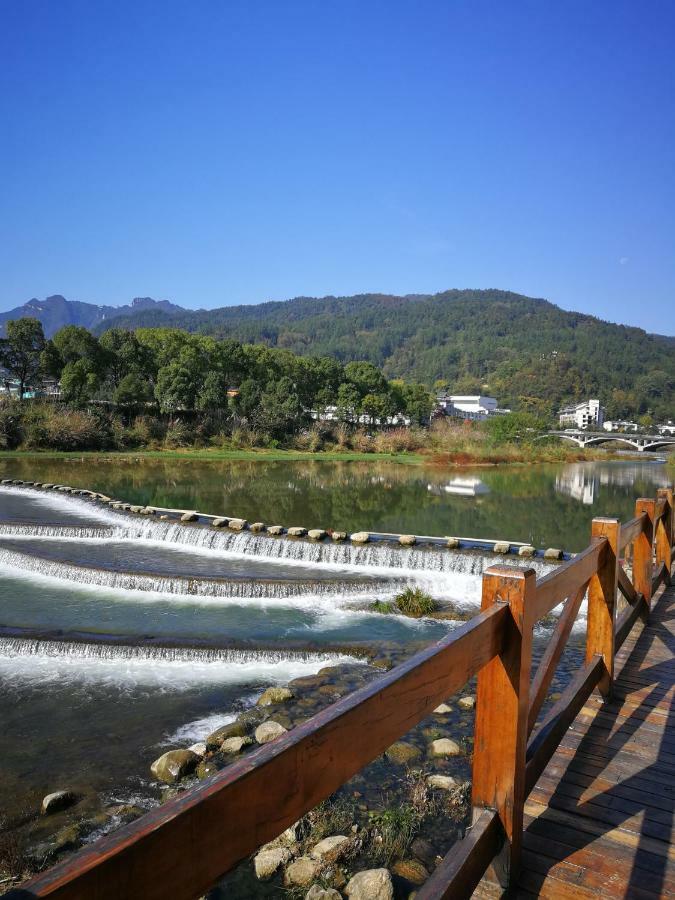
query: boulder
[
  {"left": 433, "top": 703, "right": 452, "bottom": 714},
  {"left": 150, "top": 749, "right": 199, "bottom": 783},
  {"left": 350, "top": 531, "right": 370, "bottom": 544},
  {"left": 308, "top": 529, "right": 327, "bottom": 540},
  {"left": 188, "top": 742, "right": 207, "bottom": 758},
  {"left": 254, "top": 846, "right": 291, "bottom": 880},
  {"left": 331, "top": 531, "right": 347, "bottom": 541},
  {"left": 426, "top": 774, "right": 457, "bottom": 791},
  {"left": 196, "top": 760, "right": 220, "bottom": 780},
  {"left": 458, "top": 695, "right": 475, "bottom": 710},
  {"left": 41, "top": 790, "right": 77, "bottom": 816},
  {"left": 310, "top": 835, "right": 349, "bottom": 861},
  {"left": 257, "top": 686, "right": 294, "bottom": 706},
  {"left": 284, "top": 856, "right": 321, "bottom": 886},
  {"left": 430, "top": 738, "right": 461, "bottom": 757},
  {"left": 229, "top": 518, "right": 248, "bottom": 531},
  {"left": 493, "top": 541, "right": 510, "bottom": 554},
  {"left": 250, "top": 522, "right": 266, "bottom": 532},
  {"left": 211, "top": 517, "right": 229, "bottom": 528},
  {"left": 445, "top": 537, "right": 460, "bottom": 549},
  {"left": 344, "top": 868, "right": 394, "bottom": 900},
  {"left": 385, "top": 741, "right": 421, "bottom": 765},
  {"left": 220, "top": 736, "right": 253, "bottom": 754},
  {"left": 392, "top": 858, "right": 429, "bottom": 885},
  {"left": 544, "top": 547, "right": 564, "bottom": 560},
  {"left": 130, "top": 505, "right": 144, "bottom": 513},
  {"left": 180, "top": 512, "right": 198, "bottom": 522},
  {"left": 267, "top": 525, "right": 285, "bottom": 535},
  {"left": 205, "top": 720, "right": 248, "bottom": 750},
  {"left": 255, "top": 721, "right": 288, "bottom": 744},
  {"left": 306, "top": 886, "right": 342, "bottom": 900},
  {"left": 518, "top": 545, "right": 536, "bottom": 557},
  {"left": 287, "top": 527, "right": 307, "bottom": 537},
  {"left": 399, "top": 534, "right": 417, "bottom": 546}
]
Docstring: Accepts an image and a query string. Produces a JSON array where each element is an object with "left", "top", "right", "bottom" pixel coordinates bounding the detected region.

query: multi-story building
[
  {"left": 436, "top": 394, "right": 510, "bottom": 421},
  {"left": 558, "top": 399, "right": 605, "bottom": 429}
]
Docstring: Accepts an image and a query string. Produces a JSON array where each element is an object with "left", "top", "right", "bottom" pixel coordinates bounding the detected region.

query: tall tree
[{"left": 0, "top": 317, "right": 46, "bottom": 400}]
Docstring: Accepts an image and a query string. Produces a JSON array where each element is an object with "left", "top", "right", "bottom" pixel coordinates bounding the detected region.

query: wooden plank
[
  {"left": 528, "top": 582, "right": 588, "bottom": 734},
  {"left": 472, "top": 567, "right": 537, "bottom": 886},
  {"left": 619, "top": 513, "right": 646, "bottom": 552},
  {"left": 652, "top": 561, "right": 668, "bottom": 595},
  {"left": 617, "top": 565, "right": 638, "bottom": 604},
  {"left": 525, "top": 656, "right": 602, "bottom": 794},
  {"left": 633, "top": 498, "right": 655, "bottom": 607},
  {"left": 615, "top": 596, "right": 648, "bottom": 650},
  {"left": 586, "top": 519, "right": 620, "bottom": 695},
  {"left": 414, "top": 809, "right": 501, "bottom": 900},
  {"left": 534, "top": 542, "right": 603, "bottom": 619},
  {"left": 13, "top": 604, "right": 508, "bottom": 900}
]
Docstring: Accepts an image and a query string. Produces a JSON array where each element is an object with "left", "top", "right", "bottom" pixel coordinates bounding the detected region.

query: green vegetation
[
  {"left": 95, "top": 290, "right": 675, "bottom": 422},
  {"left": 394, "top": 588, "right": 437, "bottom": 618},
  {"left": 371, "top": 600, "right": 394, "bottom": 614},
  {"left": 369, "top": 805, "right": 422, "bottom": 863}
]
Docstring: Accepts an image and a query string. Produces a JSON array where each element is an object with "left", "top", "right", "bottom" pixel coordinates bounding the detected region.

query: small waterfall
[
  {"left": 0, "top": 523, "right": 117, "bottom": 540},
  {"left": 0, "top": 546, "right": 403, "bottom": 601},
  {"left": 0, "top": 636, "right": 354, "bottom": 666}
]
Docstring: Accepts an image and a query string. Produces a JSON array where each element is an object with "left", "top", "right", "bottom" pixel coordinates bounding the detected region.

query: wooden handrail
[{"left": 9, "top": 486, "right": 674, "bottom": 900}]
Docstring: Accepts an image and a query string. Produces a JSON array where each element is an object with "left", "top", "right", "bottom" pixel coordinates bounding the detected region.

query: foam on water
[
  {"left": 0, "top": 484, "right": 125, "bottom": 526},
  {"left": 0, "top": 637, "right": 362, "bottom": 690}
]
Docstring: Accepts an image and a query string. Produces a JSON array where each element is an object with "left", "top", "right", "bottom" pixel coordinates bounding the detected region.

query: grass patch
[
  {"left": 369, "top": 805, "right": 421, "bottom": 863},
  {"left": 394, "top": 587, "right": 437, "bottom": 618},
  {"left": 371, "top": 600, "right": 394, "bottom": 614}
]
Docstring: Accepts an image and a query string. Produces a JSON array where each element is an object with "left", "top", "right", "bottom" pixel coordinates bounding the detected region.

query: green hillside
[{"left": 99, "top": 290, "right": 674, "bottom": 420}]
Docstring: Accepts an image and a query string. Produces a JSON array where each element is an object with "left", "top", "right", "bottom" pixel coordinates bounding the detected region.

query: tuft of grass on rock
[
  {"left": 394, "top": 587, "right": 437, "bottom": 618},
  {"left": 371, "top": 600, "right": 394, "bottom": 614},
  {"left": 369, "top": 804, "right": 421, "bottom": 863}
]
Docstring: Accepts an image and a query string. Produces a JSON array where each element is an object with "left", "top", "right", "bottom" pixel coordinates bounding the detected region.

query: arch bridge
[{"left": 549, "top": 429, "right": 675, "bottom": 453}]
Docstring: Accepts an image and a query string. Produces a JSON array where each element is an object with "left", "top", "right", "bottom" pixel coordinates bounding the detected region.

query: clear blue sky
[{"left": 1, "top": 0, "right": 673, "bottom": 332}]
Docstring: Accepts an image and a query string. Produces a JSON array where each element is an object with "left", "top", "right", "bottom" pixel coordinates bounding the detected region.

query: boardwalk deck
[{"left": 477, "top": 581, "right": 675, "bottom": 899}]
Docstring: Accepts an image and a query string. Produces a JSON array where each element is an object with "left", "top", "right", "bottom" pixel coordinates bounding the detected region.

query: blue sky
[{"left": 1, "top": 0, "right": 673, "bottom": 332}]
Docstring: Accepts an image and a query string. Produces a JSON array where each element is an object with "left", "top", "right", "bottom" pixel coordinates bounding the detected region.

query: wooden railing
[{"left": 10, "top": 488, "right": 674, "bottom": 900}]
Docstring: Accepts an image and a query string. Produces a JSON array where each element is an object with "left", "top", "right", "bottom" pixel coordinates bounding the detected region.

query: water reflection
[
  {"left": 555, "top": 461, "right": 670, "bottom": 506},
  {"left": 428, "top": 476, "right": 490, "bottom": 497}
]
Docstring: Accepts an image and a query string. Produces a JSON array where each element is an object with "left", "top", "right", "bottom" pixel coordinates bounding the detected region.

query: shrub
[
  {"left": 163, "top": 421, "right": 193, "bottom": 448},
  {"left": 0, "top": 402, "right": 24, "bottom": 449},
  {"left": 22, "top": 406, "right": 112, "bottom": 451},
  {"left": 394, "top": 587, "right": 437, "bottom": 617}
]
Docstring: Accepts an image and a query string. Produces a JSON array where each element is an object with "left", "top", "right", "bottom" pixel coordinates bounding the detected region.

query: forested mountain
[
  {"left": 98, "top": 290, "right": 674, "bottom": 420},
  {"left": 0, "top": 295, "right": 183, "bottom": 337}
]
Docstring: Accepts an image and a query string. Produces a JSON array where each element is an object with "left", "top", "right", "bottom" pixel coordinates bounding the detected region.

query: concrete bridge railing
[{"left": 548, "top": 430, "right": 675, "bottom": 453}]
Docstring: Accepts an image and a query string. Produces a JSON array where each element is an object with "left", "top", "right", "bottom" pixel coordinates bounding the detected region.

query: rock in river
[
  {"left": 255, "top": 721, "right": 288, "bottom": 744},
  {"left": 41, "top": 790, "right": 77, "bottom": 816},
  {"left": 257, "top": 686, "right": 294, "bottom": 706},
  {"left": 151, "top": 749, "right": 200, "bottom": 784},
  {"left": 344, "top": 868, "right": 394, "bottom": 900}
]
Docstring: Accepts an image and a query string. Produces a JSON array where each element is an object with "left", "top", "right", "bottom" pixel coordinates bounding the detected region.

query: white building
[
  {"left": 558, "top": 399, "right": 605, "bottom": 429},
  {"left": 657, "top": 422, "right": 675, "bottom": 436},
  {"left": 603, "top": 420, "right": 638, "bottom": 433},
  {"left": 436, "top": 394, "right": 510, "bottom": 421}
]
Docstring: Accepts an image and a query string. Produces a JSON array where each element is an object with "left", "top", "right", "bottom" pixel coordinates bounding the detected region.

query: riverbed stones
[
  {"left": 41, "top": 790, "right": 77, "bottom": 815},
  {"left": 267, "top": 525, "right": 284, "bottom": 535},
  {"left": 287, "top": 526, "right": 307, "bottom": 537},
  {"left": 350, "top": 531, "right": 370, "bottom": 544},
  {"left": 433, "top": 703, "right": 452, "bottom": 714},
  {"left": 392, "top": 858, "right": 429, "bottom": 885},
  {"left": 205, "top": 720, "right": 248, "bottom": 750},
  {"left": 305, "top": 886, "right": 342, "bottom": 900},
  {"left": 220, "top": 736, "right": 253, "bottom": 754},
  {"left": 427, "top": 774, "right": 458, "bottom": 791},
  {"left": 229, "top": 518, "right": 248, "bottom": 531},
  {"left": 430, "top": 738, "right": 461, "bottom": 757},
  {"left": 310, "top": 835, "right": 349, "bottom": 861},
  {"left": 250, "top": 522, "right": 266, "bottom": 532},
  {"left": 458, "top": 695, "right": 475, "bottom": 709},
  {"left": 544, "top": 547, "right": 564, "bottom": 560},
  {"left": 284, "top": 856, "right": 321, "bottom": 886},
  {"left": 255, "top": 720, "right": 288, "bottom": 744},
  {"left": 196, "top": 760, "right": 220, "bottom": 779},
  {"left": 211, "top": 517, "right": 229, "bottom": 528},
  {"left": 399, "top": 534, "right": 417, "bottom": 546},
  {"left": 308, "top": 528, "right": 327, "bottom": 540},
  {"left": 445, "top": 537, "right": 460, "bottom": 549},
  {"left": 180, "top": 511, "right": 198, "bottom": 522},
  {"left": 493, "top": 541, "right": 510, "bottom": 554},
  {"left": 518, "top": 545, "right": 536, "bottom": 557},
  {"left": 257, "top": 686, "right": 294, "bottom": 706},
  {"left": 254, "top": 846, "right": 291, "bottom": 880},
  {"left": 188, "top": 742, "right": 207, "bottom": 758},
  {"left": 344, "top": 868, "right": 394, "bottom": 900},
  {"left": 385, "top": 741, "right": 421, "bottom": 765},
  {"left": 150, "top": 749, "right": 200, "bottom": 783},
  {"left": 331, "top": 531, "right": 347, "bottom": 541}
]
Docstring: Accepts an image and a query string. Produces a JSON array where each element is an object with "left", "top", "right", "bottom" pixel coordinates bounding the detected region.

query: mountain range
[{"left": 1, "top": 290, "right": 672, "bottom": 417}]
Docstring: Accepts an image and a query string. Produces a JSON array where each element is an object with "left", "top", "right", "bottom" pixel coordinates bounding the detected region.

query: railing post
[
  {"left": 634, "top": 498, "right": 655, "bottom": 609},
  {"left": 586, "top": 518, "right": 620, "bottom": 697},
  {"left": 471, "top": 565, "right": 536, "bottom": 887},
  {"left": 656, "top": 488, "right": 673, "bottom": 584}
]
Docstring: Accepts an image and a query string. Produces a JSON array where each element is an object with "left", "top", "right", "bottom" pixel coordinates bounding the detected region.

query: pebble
[
  {"left": 430, "top": 738, "right": 461, "bottom": 757},
  {"left": 458, "top": 695, "right": 476, "bottom": 710},
  {"left": 433, "top": 703, "right": 452, "bottom": 714},
  {"left": 427, "top": 774, "right": 458, "bottom": 791}
]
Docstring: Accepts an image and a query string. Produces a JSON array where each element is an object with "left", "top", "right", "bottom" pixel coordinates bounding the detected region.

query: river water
[{"left": 0, "top": 456, "right": 670, "bottom": 873}]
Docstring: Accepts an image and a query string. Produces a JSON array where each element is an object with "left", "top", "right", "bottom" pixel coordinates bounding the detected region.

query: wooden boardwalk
[{"left": 479, "top": 581, "right": 675, "bottom": 898}]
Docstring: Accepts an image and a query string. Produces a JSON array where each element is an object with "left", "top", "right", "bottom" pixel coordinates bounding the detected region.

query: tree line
[{"left": 0, "top": 318, "right": 435, "bottom": 439}]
